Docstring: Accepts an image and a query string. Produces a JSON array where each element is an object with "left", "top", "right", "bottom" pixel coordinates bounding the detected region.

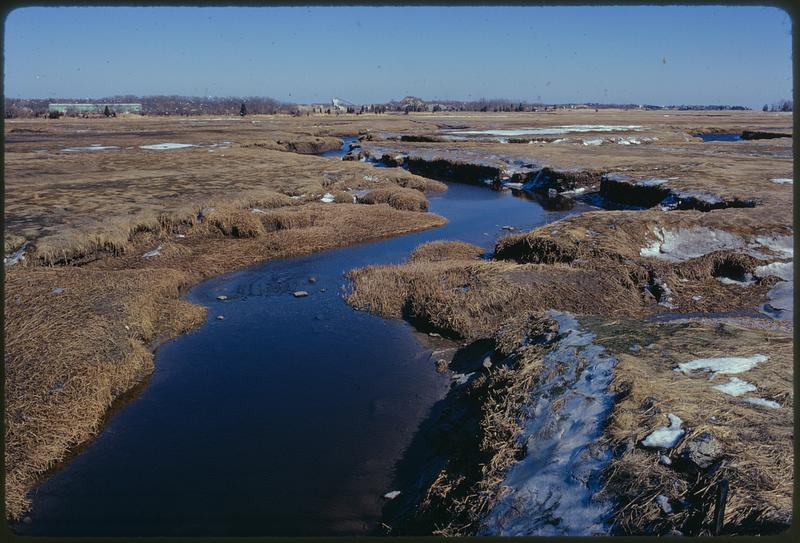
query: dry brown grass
[
  {"left": 409, "top": 240, "right": 486, "bottom": 263},
  {"left": 414, "top": 314, "right": 561, "bottom": 536},
  {"left": 4, "top": 112, "right": 793, "bottom": 531},
  {"left": 3, "top": 198, "right": 447, "bottom": 520},
  {"left": 360, "top": 186, "right": 430, "bottom": 211},
  {"left": 3, "top": 267, "right": 207, "bottom": 519},
  {"left": 4, "top": 117, "right": 446, "bottom": 266},
  {"left": 584, "top": 317, "right": 793, "bottom": 535}
]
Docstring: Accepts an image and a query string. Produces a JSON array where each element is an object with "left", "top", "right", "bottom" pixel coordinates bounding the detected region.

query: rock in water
[{"left": 293, "top": 291, "right": 309, "bottom": 298}]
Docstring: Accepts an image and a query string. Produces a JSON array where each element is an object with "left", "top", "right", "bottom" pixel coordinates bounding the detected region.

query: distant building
[{"left": 48, "top": 103, "right": 142, "bottom": 115}]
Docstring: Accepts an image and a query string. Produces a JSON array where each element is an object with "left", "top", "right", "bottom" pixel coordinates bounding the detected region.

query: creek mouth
[{"left": 14, "top": 174, "right": 589, "bottom": 535}]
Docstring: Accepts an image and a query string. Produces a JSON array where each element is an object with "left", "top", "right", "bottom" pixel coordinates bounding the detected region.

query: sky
[{"left": 3, "top": 5, "right": 793, "bottom": 108}]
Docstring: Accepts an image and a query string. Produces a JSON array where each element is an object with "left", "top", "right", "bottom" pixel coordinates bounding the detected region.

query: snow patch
[
  {"left": 320, "top": 193, "right": 336, "bottom": 203},
  {"left": 744, "top": 397, "right": 781, "bottom": 409},
  {"left": 450, "top": 372, "right": 474, "bottom": 385},
  {"left": 641, "top": 414, "right": 684, "bottom": 449},
  {"left": 754, "top": 235, "right": 793, "bottom": 257},
  {"left": 754, "top": 261, "right": 793, "bottom": 281},
  {"left": 761, "top": 280, "right": 793, "bottom": 321},
  {"left": 4, "top": 241, "right": 29, "bottom": 267},
  {"left": 62, "top": 144, "right": 119, "bottom": 152},
  {"left": 713, "top": 377, "right": 757, "bottom": 397},
  {"left": 143, "top": 245, "right": 163, "bottom": 258},
  {"left": 639, "top": 227, "right": 745, "bottom": 262},
  {"left": 716, "top": 274, "right": 755, "bottom": 287},
  {"left": 771, "top": 178, "right": 793, "bottom": 184},
  {"left": 582, "top": 138, "right": 603, "bottom": 146},
  {"left": 656, "top": 496, "right": 673, "bottom": 514},
  {"left": 139, "top": 143, "right": 195, "bottom": 150},
  {"left": 451, "top": 125, "right": 642, "bottom": 137},
  {"left": 676, "top": 354, "right": 768, "bottom": 375}
]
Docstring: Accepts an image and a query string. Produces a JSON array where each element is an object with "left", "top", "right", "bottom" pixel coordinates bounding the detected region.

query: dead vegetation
[
  {"left": 360, "top": 186, "right": 430, "bottom": 211},
  {"left": 3, "top": 201, "right": 447, "bottom": 520},
  {"left": 3, "top": 115, "right": 458, "bottom": 520},
  {"left": 3, "top": 267, "right": 206, "bottom": 519},
  {"left": 4, "top": 111, "right": 793, "bottom": 532},
  {"left": 405, "top": 315, "right": 562, "bottom": 536},
  {"left": 409, "top": 240, "right": 486, "bottom": 262},
  {"left": 585, "top": 318, "right": 793, "bottom": 535}
]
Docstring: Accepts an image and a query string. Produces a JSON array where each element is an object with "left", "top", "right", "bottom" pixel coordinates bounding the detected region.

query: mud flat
[{"left": 4, "top": 110, "right": 793, "bottom": 534}]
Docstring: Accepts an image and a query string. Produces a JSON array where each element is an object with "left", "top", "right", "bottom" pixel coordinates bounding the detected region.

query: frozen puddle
[
  {"left": 139, "top": 143, "right": 196, "bottom": 150},
  {"left": 62, "top": 144, "right": 119, "bottom": 152},
  {"left": 450, "top": 125, "right": 642, "bottom": 137},
  {"left": 481, "top": 311, "right": 616, "bottom": 536}
]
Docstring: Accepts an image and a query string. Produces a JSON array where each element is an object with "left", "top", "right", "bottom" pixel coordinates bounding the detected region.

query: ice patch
[
  {"left": 754, "top": 235, "right": 793, "bottom": 257},
  {"left": 656, "top": 496, "right": 673, "bottom": 514},
  {"left": 771, "top": 178, "right": 793, "bottom": 184},
  {"left": 676, "top": 354, "right": 768, "bottom": 375},
  {"left": 712, "top": 377, "right": 757, "bottom": 397},
  {"left": 451, "top": 125, "right": 642, "bottom": 137},
  {"left": 761, "top": 280, "right": 793, "bottom": 321},
  {"left": 143, "top": 245, "right": 163, "bottom": 258},
  {"left": 139, "top": 143, "right": 195, "bottom": 150},
  {"left": 320, "top": 193, "right": 336, "bottom": 203},
  {"left": 744, "top": 397, "right": 781, "bottom": 409},
  {"left": 383, "top": 490, "right": 401, "bottom": 500},
  {"left": 451, "top": 372, "right": 474, "bottom": 385},
  {"left": 639, "top": 227, "right": 745, "bottom": 262},
  {"left": 4, "top": 241, "right": 29, "bottom": 267},
  {"left": 62, "top": 144, "right": 119, "bottom": 152},
  {"left": 641, "top": 414, "right": 685, "bottom": 449},
  {"left": 638, "top": 178, "right": 670, "bottom": 187},
  {"left": 754, "top": 261, "right": 793, "bottom": 281},
  {"left": 583, "top": 138, "right": 603, "bottom": 146},
  {"left": 716, "top": 274, "right": 755, "bottom": 286},
  {"left": 480, "top": 311, "right": 616, "bottom": 536}
]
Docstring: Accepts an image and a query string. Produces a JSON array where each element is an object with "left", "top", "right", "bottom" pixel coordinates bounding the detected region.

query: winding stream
[{"left": 16, "top": 165, "right": 592, "bottom": 536}]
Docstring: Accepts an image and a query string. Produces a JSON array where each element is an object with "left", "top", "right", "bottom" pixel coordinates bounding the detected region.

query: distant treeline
[
  {"left": 4, "top": 94, "right": 771, "bottom": 118},
  {"left": 382, "top": 96, "right": 753, "bottom": 113},
  {"left": 761, "top": 100, "right": 793, "bottom": 112},
  {"left": 4, "top": 95, "right": 299, "bottom": 118}
]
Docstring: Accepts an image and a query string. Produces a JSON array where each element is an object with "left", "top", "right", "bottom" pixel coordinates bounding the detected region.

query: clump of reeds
[{"left": 360, "top": 187, "right": 430, "bottom": 212}]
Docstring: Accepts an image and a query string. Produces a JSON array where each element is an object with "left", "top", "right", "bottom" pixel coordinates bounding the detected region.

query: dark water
[
  {"left": 16, "top": 184, "right": 588, "bottom": 536},
  {"left": 698, "top": 133, "right": 742, "bottom": 142},
  {"left": 319, "top": 136, "right": 360, "bottom": 158}
]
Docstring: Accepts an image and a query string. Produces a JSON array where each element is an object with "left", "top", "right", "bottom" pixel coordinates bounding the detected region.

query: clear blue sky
[{"left": 4, "top": 5, "right": 793, "bottom": 107}]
